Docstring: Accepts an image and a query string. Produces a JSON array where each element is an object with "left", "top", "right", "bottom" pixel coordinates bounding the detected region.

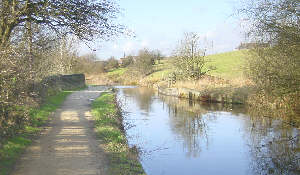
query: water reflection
[
  {"left": 123, "top": 88, "right": 155, "bottom": 114},
  {"left": 169, "top": 111, "right": 208, "bottom": 158},
  {"left": 246, "top": 116, "right": 300, "bottom": 175},
  {"left": 118, "top": 87, "right": 300, "bottom": 175},
  {"left": 161, "top": 94, "right": 246, "bottom": 158}
]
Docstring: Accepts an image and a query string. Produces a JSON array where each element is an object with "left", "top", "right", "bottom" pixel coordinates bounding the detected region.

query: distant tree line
[{"left": 121, "top": 48, "right": 163, "bottom": 78}]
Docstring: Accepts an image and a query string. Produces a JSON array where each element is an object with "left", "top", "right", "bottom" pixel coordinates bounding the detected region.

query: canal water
[{"left": 116, "top": 87, "right": 300, "bottom": 175}]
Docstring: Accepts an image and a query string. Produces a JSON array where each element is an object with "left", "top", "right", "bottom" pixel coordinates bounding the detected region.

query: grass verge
[
  {"left": 0, "top": 90, "right": 75, "bottom": 175},
  {"left": 91, "top": 92, "right": 145, "bottom": 175}
]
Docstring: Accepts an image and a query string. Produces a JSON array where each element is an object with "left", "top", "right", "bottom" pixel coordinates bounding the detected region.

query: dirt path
[{"left": 12, "top": 86, "right": 109, "bottom": 175}]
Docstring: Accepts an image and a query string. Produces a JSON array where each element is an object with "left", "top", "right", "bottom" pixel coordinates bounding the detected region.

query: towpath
[{"left": 12, "top": 86, "right": 108, "bottom": 175}]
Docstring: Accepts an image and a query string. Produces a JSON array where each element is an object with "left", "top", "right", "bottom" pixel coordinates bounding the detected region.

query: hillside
[
  {"left": 103, "top": 50, "right": 248, "bottom": 85},
  {"left": 205, "top": 50, "right": 247, "bottom": 79},
  {"left": 146, "top": 50, "right": 247, "bottom": 82}
]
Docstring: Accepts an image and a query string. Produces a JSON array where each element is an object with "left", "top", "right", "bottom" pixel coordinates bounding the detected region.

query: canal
[{"left": 116, "top": 87, "right": 300, "bottom": 175}]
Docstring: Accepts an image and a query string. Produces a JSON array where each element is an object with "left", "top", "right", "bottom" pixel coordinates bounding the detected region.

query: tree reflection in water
[
  {"left": 160, "top": 95, "right": 224, "bottom": 158},
  {"left": 123, "top": 88, "right": 155, "bottom": 114},
  {"left": 120, "top": 87, "right": 300, "bottom": 174},
  {"left": 160, "top": 93, "right": 300, "bottom": 174},
  {"left": 169, "top": 109, "right": 209, "bottom": 158},
  {"left": 246, "top": 115, "right": 300, "bottom": 175}
]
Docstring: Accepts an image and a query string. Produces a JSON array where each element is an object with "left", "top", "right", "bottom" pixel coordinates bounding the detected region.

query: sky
[{"left": 79, "top": 0, "right": 246, "bottom": 60}]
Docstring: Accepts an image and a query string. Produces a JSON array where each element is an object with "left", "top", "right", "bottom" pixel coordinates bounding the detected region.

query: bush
[
  {"left": 173, "top": 32, "right": 214, "bottom": 80},
  {"left": 105, "top": 57, "right": 119, "bottom": 70},
  {"left": 120, "top": 56, "right": 134, "bottom": 67},
  {"left": 72, "top": 53, "right": 106, "bottom": 74},
  {"left": 239, "top": 0, "right": 300, "bottom": 120},
  {"left": 131, "top": 48, "right": 155, "bottom": 76},
  {"left": 0, "top": 48, "right": 33, "bottom": 139}
]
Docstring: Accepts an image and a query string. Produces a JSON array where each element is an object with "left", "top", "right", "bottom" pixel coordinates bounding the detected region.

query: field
[
  {"left": 205, "top": 50, "right": 247, "bottom": 79},
  {"left": 107, "top": 68, "right": 127, "bottom": 77},
  {"left": 142, "top": 50, "right": 248, "bottom": 85},
  {"left": 99, "top": 50, "right": 249, "bottom": 88}
]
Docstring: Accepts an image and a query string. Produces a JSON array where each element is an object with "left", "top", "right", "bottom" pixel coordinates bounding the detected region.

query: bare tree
[
  {"left": 105, "top": 56, "right": 119, "bottom": 70},
  {"left": 153, "top": 49, "right": 163, "bottom": 64},
  {"left": 133, "top": 48, "right": 155, "bottom": 76},
  {"left": 238, "top": 0, "right": 300, "bottom": 95},
  {"left": 0, "top": 0, "right": 124, "bottom": 140},
  {"left": 173, "top": 32, "right": 214, "bottom": 80},
  {"left": 239, "top": 0, "right": 300, "bottom": 45}
]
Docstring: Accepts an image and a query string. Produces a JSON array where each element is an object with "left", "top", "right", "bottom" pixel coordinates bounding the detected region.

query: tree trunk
[
  {"left": 0, "top": 24, "right": 14, "bottom": 47},
  {"left": 26, "top": 21, "right": 33, "bottom": 54}
]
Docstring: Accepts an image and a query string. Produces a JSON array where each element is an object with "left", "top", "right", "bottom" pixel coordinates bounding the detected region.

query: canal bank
[
  {"left": 155, "top": 85, "right": 249, "bottom": 104},
  {"left": 91, "top": 91, "right": 145, "bottom": 175}
]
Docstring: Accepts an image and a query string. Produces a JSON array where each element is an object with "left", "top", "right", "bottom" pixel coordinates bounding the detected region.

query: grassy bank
[
  {"left": 169, "top": 50, "right": 252, "bottom": 104},
  {"left": 91, "top": 92, "right": 145, "bottom": 175},
  {"left": 0, "top": 90, "right": 73, "bottom": 175}
]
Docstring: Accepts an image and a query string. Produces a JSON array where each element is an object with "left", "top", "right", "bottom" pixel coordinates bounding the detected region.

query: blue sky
[{"left": 79, "top": 0, "right": 245, "bottom": 59}]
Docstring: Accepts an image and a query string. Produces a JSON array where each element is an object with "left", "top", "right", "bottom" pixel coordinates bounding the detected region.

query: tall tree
[
  {"left": 239, "top": 0, "right": 300, "bottom": 95},
  {"left": 0, "top": 0, "right": 123, "bottom": 46},
  {"left": 239, "top": 0, "right": 300, "bottom": 45}
]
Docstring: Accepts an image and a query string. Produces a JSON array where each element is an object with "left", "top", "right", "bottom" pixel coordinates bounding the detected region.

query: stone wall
[
  {"left": 157, "top": 86, "right": 247, "bottom": 104},
  {"left": 37, "top": 74, "right": 86, "bottom": 98}
]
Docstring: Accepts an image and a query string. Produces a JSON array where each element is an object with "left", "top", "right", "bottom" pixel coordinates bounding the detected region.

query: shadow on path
[{"left": 12, "top": 86, "right": 108, "bottom": 175}]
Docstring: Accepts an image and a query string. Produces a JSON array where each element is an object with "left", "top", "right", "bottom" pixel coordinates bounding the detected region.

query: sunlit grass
[
  {"left": 205, "top": 50, "right": 248, "bottom": 79},
  {"left": 151, "top": 51, "right": 247, "bottom": 80},
  {"left": 107, "top": 68, "right": 127, "bottom": 76},
  {"left": 138, "top": 51, "right": 247, "bottom": 86},
  {"left": 0, "top": 137, "right": 31, "bottom": 175},
  {"left": 29, "top": 91, "right": 72, "bottom": 127},
  {"left": 91, "top": 92, "right": 145, "bottom": 175}
]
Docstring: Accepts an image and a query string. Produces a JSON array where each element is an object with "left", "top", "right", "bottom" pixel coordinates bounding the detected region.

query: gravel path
[{"left": 11, "top": 86, "right": 108, "bottom": 175}]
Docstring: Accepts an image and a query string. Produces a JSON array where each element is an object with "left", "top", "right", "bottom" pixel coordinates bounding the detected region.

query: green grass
[
  {"left": 0, "top": 137, "right": 31, "bottom": 175},
  {"left": 107, "top": 68, "right": 127, "bottom": 77},
  {"left": 0, "top": 90, "right": 75, "bottom": 175},
  {"left": 205, "top": 50, "right": 247, "bottom": 79},
  {"left": 143, "top": 51, "right": 247, "bottom": 84},
  {"left": 29, "top": 91, "right": 72, "bottom": 127},
  {"left": 104, "top": 50, "right": 247, "bottom": 86},
  {"left": 91, "top": 92, "right": 145, "bottom": 175},
  {"left": 152, "top": 51, "right": 247, "bottom": 79}
]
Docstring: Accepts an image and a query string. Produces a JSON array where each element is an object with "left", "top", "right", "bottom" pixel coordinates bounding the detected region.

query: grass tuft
[{"left": 91, "top": 92, "right": 145, "bottom": 175}]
